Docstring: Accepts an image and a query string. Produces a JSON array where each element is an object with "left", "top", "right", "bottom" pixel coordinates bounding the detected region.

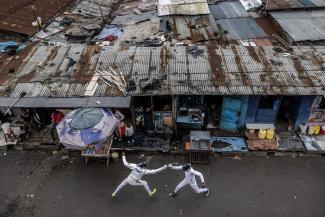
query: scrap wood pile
[
  {"left": 96, "top": 66, "right": 127, "bottom": 96},
  {"left": 246, "top": 140, "right": 278, "bottom": 151}
]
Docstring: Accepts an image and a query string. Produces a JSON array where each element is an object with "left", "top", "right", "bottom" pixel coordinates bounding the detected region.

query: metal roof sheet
[
  {"left": 112, "top": 11, "right": 158, "bottom": 25},
  {"left": 215, "top": 17, "right": 268, "bottom": 40},
  {"left": 0, "top": 96, "right": 131, "bottom": 108},
  {"left": 2, "top": 44, "right": 325, "bottom": 97},
  {"left": 71, "top": 0, "right": 118, "bottom": 17},
  {"left": 209, "top": 1, "right": 249, "bottom": 19},
  {"left": 158, "top": 0, "right": 210, "bottom": 16},
  {"left": 0, "top": 0, "right": 73, "bottom": 35},
  {"left": 265, "top": 0, "right": 325, "bottom": 10},
  {"left": 270, "top": 10, "right": 325, "bottom": 42},
  {"left": 116, "top": 0, "right": 157, "bottom": 15},
  {"left": 169, "top": 15, "right": 219, "bottom": 42},
  {"left": 34, "top": 0, "right": 117, "bottom": 41},
  {"left": 239, "top": 0, "right": 262, "bottom": 11}
]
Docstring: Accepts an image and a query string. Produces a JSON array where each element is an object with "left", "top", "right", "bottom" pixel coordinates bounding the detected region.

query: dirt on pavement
[{"left": 0, "top": 150, "right": 325, "bottom": 217}]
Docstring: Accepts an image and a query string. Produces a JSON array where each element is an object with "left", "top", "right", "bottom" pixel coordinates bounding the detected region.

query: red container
[{"left": 320, "top": 126, "right": 325, "bottom": 134}]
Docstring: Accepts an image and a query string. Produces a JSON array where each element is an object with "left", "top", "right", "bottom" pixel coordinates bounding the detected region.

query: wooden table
[{"left": 81, "top": 136, "right": 113, "bottom": 166}]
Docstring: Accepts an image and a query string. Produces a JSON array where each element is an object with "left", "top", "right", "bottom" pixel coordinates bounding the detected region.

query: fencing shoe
[
  {"left": 149, "top": 188, "right": 157, "bottom": 196},
  {"left": 205, "top": 189, "right": 210, "bottom": 197},
  {"left": 169, "top": 192, "right": 177, "bottom": 197}
]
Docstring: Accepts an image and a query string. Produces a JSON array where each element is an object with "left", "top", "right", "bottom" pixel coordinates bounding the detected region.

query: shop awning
[{"left": 0, "top": 96, "right": 131, "bottom": 108}]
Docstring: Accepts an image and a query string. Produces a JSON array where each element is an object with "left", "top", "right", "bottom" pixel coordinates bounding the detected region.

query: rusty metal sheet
[
  {"left": 251, "top": 38, "right": 273, "bottom": 46},
  {"left": 265, "top": 0, "right": 303, "bottom": 10},
  {"left": 265, "top": 0, "right": 325, "bottom": 10},
  {"left": 170, "top": 15, "right": 218, "bottom": 42},
  {"left": 2, "top": 44, "right": 325, "bottom": 98},
  {"left": 34, "top": 0, "right": 115, "bottom": 41},
  {"left": 0, "top": 41, "right": 40, "bottom": 85},
  {"left": 0, "top": 0, "right": 74, "bottom": 35},
  {"left": 255, "top": 17, "right": 282, "bottom": 37},
  {"left": 71, "top": 45, "right": 101, "bottom": 83}
]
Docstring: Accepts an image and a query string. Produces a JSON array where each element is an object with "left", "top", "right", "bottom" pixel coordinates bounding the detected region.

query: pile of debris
[{"left": 96, "top": 67, "right": 127, "bottom": 95}]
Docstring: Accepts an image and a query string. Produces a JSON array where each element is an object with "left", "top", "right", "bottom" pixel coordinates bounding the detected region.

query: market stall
[
  {"left": 299, "top": 96, "right": 325, "bottom": 153},
  {"left": 245, "top": 124, "right": 278, "bottom": 151},
  {"left": 185, "top": 131, "right": 212, "bottom": 164},
  {"left": 81, "top": 136, "right": 113, "bottom": 166},
  {"left": 56, "top": 108, "right": 117, "bottom": 165},
  {"left": 176, "top": 96, "right": 204, "bottom": 129},
  {"left": 111, "top": 96, "right": 173, "bottom": 151}
]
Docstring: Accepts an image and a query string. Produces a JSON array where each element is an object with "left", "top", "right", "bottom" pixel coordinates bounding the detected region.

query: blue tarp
[
  {"left": 0, "top": 41, "right": 17, "bottom": 52},
  {"left": 57, "top": 108, "right": 118, "bottom": 149},
  {"left": 211, "top": 137, "right": 248, "bottom": 153},
  {"left": 0, "top": 41, "right": 27, "bottom": 53}
]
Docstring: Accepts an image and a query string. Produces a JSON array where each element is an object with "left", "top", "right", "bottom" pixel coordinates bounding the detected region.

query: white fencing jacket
[
  {"left": 171, "top": 165, "right": 205, "bottom": 184},
  {"left": 123, "top": 156, "right": 167, "bottom": 180}
]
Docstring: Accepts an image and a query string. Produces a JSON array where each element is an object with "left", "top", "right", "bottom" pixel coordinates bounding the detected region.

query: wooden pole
[
  {"left": 57, "top": 0, "right": 62, "bottom": 13},
  {"left": 30, "top": 6, "right": 42, "bottom": 30}
]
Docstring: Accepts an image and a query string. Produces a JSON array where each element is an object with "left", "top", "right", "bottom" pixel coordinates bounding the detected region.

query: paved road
[{"left": 0, "top": 150, "right": 324, "bottom": 217}]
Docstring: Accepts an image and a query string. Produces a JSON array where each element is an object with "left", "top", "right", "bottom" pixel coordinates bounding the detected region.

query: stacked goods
[{"left": 246, "top": 128, "right": 277, "bottom": 151}]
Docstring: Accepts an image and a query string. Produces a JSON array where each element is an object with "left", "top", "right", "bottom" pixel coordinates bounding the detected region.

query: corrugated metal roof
[
  {"left": 238, "top": 0, "right": 262, "bottom": 11},
  {"left": 112, "top": 11, "right": 158, "bottom": 26},
  {"left": 209, "top": 1, "right": 249, "bottom": 19},
  {"left": 265, "top": 0, "right": 325, "bottom": 10},
  {"left": 215, "top": 17, "right": 268, "bottom": 40},
  {"left": 71, "top": 0, "right": 118, "bottom": 17},
  {"left": 34, "top": 0, "right": 117, "bottom": 41},
  {"left": 2, "top": 44, "right": 325, "bottom": 97},
  {"left": 117, "top": 0, "right": 157, "bottom": 15},
  {"left": 169, "top": 15, "right": 219, "bottom": 42},
  {"left": 0, "top": 41, "right": 40, "bottom": 85},
  {"left": 0, "top": 96, "right": 131, "bottom": 108},
  {"left": 116, "top": 18, "right": 161, "bottom": 46},
  {"left": 158, "top": 0, "right": 210, "bottom": 16},
  {"left": 0, "top": 0, "right": 74, "bottom": 35},
  {"left": 252, "top": 38, "right": 273, "bottom": 46},
  {"left": 270, "top": 10, "right": 325, "bottom": 42}
]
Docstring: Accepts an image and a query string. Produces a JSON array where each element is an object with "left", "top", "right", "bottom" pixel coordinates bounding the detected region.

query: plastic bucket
[
  {"left": 307, "top": 126, "right": 315, "bottom": 135},
  {"left": 314, "top": 126, "right": 320, "bottom": 135},
  {"left": 258, "top": 129, "right": 266, "bottom": 139},
  {"left": 1, "top": 122, "right": 11, "bottom": 134},
  {"left": 266, "top": 129, "right": 275, "bottom": 140}
]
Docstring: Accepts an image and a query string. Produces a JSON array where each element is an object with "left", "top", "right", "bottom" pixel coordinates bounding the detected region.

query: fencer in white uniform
[
  {"left": 112, "top": 153, "right": 167, "bottom": 197},
  {"left": 168, "top": 164, "right": 209, "bottom": 197}
]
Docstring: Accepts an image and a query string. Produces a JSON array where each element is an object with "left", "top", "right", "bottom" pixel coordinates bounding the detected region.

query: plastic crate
[{"left": 189, "top": 151, "right": 210, "bottom": 164}]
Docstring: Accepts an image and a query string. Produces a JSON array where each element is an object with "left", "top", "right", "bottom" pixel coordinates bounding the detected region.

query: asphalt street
[{"left": 0, "top": 150, "right": 324, "bottom": 217}]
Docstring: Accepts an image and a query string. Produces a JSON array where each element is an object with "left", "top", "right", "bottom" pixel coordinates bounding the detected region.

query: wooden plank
[
  {"left": 246, "top": 123, "right": 275, "bottom": 129},
  {"left": 84, "top": 74, "right": 99, "bottom": 96},
  {"left": 81, "top": 137, "right": 113, "bottom": 158}
]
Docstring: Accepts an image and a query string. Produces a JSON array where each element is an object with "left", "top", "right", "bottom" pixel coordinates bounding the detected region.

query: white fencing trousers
[
  {"left": 113, "top": 177, "right": 152, "bottom": 195},
  {"left": 174, "top": 179, "right": 208, "bottom": 194}
]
